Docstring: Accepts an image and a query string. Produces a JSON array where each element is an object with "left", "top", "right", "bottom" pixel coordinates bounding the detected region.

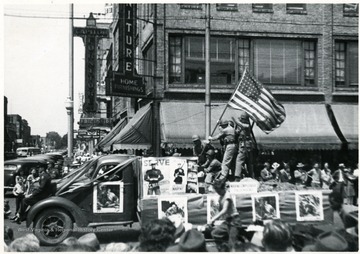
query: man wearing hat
[
  {"left": 144, "top": 160, "right": 164, "bottom": 195},
  {"left": 208, "top": 119, "right": 236, "bottom": 181},
  {"left": 302, "top": 231, "right": 349, "bottom": 251},
  {"left": 270, "top": 162, "right": 280, "bottom": 181},
  {"left": 294, "top": 162, "right": 308, "bottom": 186},
  {"left": 232, "top": 112, "right": 256, "bottom": 181},
  {"left": 192, "top": 134, "right": 214, "bottom": 165},
  {"left": 260, "top": 162, "right": 273, "bottom": 181}
]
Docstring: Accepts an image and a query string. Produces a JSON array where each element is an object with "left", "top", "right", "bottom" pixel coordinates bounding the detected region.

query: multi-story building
[{"left": 97, "top": 3, "right": 358, "bottom": 169}]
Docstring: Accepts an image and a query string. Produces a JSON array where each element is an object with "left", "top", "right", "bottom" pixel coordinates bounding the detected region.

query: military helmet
[
  {"left": 206, "top": 149, "right": 215, "bottom": 156},
  {"left": 192, "top": 134, "right": 201, "bottom": 141},
  {"left": 219, "top": 120, "right": 229, "bottom": 127}
]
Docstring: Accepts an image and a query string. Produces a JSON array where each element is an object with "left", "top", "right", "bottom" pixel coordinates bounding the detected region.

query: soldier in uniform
[
  {"left": 174, "top": 163, "right": 185, "bottom": 184},
  {"left": 208, "top": 120, "right": 236, "bottom": 181},
  {"left": 144, "top": 160, "right": 164, "bottom": 195},
  {"left": 15, "top": 165, "right": 52, "bottom": 224},
  {"left": 232, "top": 112, "right": 255, "bottom": 181},
  {"left": 202, "top": 149, "right": 222, "bottom": 192},
  {"left": 192, "top": 134, "right": 214, "bottom": 165}
]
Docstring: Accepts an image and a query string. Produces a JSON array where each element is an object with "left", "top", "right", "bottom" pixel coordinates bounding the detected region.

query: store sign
[
  {"left": 79, "top": 118, "right": 112, "bottom": 128},
  {"left": 108, "top": 4, "right": 145, "bottom": 98},
  {"left": 229, "top": 181, "right": 259, "bottom": 194},
  {"left": 74, "top": 16, "right": 109, "bottom": 113}
]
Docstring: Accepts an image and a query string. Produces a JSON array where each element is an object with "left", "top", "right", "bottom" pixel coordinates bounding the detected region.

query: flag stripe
[
  {"left": 233, "top": 92, "right": 279, "bottom": 127},
  {"left": 229, "top": 93, "right": 276, "bottom": 130},
  {"left": 227, "top": 69, "right": 286, "bottom": 133}
]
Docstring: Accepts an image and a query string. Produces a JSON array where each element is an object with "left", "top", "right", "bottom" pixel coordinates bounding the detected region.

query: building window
[
  {"left": 286, "top": 4, "right": 307, "bottom": 14},
  {"left": 143, "top": 44, "right": 154, "bottom": 88},
  {"left": 252, "top": 4, "right": 273, "bottom": 13},
  {"left": 169, "top": 37, "right": 182, "bottom": 83},
  {"left": 254, "top": 39, "right": 316, "bottom": 86},
  {"left": 304, "top": 41, "right": 316, "bottom": 86},
  {"left": 238, "top": 39, "right": 250, "bottom": 76},
  {"left": 335, "top": 41, "right": 358, "bottom": 87},
  {"left": 216, "top": 4, "right": 238, "bottom": 11},
  {"left": 179, "top": 4, "right": 202, "bottom": 10},
  {"left": 183, "top": 36, "right": 235, "bottom": 84},
  {"left": 343, "top": 4, "right": 359, "bottom": 17}
]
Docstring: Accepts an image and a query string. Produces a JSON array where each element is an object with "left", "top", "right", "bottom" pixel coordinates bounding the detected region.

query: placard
[
  {"left": 295, "top": 191, "right": 324, "bottom": 221},
  {"left": 229, "top": 179, "right": 259, "bottom": 194},
  {"left": 93, "top": 181, "right": 124, "bottom": 213},
  {"left": 158, "top": 196, "right": 188, "bottom": 223},
  {"left": 251, "top": 193, "right": 280, "bottom": 221}
]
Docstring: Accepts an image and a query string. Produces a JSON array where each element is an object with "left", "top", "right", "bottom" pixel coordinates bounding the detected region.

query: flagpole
[{"left": 210, "top": 68, "right": 248, "bottom": 136}]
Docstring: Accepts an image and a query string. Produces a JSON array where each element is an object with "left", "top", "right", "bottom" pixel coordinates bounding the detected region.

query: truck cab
[{"left": 26, "top": 154, "right": 140, "bottom": 245}]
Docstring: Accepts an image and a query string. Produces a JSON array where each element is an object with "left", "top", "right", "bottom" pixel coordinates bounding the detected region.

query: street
[{"left": 4, "top": 193, "right": 141, "bottom": 251}]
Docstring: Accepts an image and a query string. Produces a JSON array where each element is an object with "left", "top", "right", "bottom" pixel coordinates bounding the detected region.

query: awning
[
  {"left": 160, "top": 102, "right": 342, "bottom": 150},
  {"left": 108, "top": 103, "right": 152, "bottom": 150},
  {"left": 331, "top": 104, "right": 358, "bottom": 150},
  {"left": 253, "top": 104, "right": 342, "bottom": 150},
  {"left": 96, "top": 118, "right": 128, "bottom": 149},
  {"left": 160, "top": 102, "right": 230, "bottom": 148}
]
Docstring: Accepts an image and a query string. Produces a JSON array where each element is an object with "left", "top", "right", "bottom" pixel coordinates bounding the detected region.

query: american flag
[{"left": 228, "top": 69, "right": 286, "bottom": 133}]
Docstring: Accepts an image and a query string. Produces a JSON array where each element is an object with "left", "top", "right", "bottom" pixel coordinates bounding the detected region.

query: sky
[{"left": 3, "top": 2, "right": 107, "bottom": 137}]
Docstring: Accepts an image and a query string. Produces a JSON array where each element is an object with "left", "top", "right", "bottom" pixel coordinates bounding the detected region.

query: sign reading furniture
[{"left": 107, "top": 4, "right": 145, "bottom": 98}]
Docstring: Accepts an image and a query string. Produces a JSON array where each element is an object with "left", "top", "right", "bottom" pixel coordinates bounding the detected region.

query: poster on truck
[
  {"left": 158, "top": 196, "right": 188, "bottom": 223},
  {"left": 93, "top": 181, "right": 124, "bottom": 213},
  {"left": 142, "top": 157, "right": 190, "bottom": 197}
]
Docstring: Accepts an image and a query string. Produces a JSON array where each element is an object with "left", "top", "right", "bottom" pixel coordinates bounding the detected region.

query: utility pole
[
  {"left": 65, "top": 4, "right": 74, "bottom": 159},
  {"left": 205, "top": 4, "right": 211, "bottom": 138}
]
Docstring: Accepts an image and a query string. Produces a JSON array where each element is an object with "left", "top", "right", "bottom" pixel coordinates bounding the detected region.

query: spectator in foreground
[
  {"left": 102, "top": 242, "right": 131, "bottom": 252},
  {"left": 4, "top": 226, "right": 14, "bottom": 251},
  {"left": 8, "top": 234, "right": 40, "bottom": 252},
  {"left": 302, "top": 231, "right": 348, "bottom": 251},
  {"left": 261, "top": 220, "right": 294, "bottom": 252},
  {"left": 138, "top": 218, "right": 176, "bottom": 252},
  {"left": 166, "top": 229, "right": 207, "bottom": 252}
]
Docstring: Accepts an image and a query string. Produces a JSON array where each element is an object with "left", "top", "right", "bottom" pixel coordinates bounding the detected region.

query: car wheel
[{"left": 34, "top": 208, "right": 73, "bottom": 246}]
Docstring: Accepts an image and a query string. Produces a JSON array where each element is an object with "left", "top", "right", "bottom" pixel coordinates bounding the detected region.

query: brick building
[{"left": 97, "top": 3, "right": 358, "bottom": 170}]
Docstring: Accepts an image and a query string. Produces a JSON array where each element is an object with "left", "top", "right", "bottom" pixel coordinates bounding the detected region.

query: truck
[{"left": 25, "top": 154, "right": 334, "bottom": 246}]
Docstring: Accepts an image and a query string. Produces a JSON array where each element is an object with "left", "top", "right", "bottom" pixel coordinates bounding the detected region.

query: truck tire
[{"left": 34, "top": 208, "right": 73, "bottom": 246}]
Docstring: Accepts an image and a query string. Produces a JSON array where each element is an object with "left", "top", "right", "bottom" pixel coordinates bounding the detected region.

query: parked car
[
  {"left": 4, "top": 159, "right": 48, "bottom": 193},
  {"left": 26, "top": 154, "right": 140, "bottom": 245},
  {"left": 16, "top": 147, "right": 41, "bottom": 157}
]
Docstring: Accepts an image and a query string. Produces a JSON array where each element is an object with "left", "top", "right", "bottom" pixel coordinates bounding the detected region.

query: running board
[{"left": 88, "top": 220, "right": 133, "bottom": 228}]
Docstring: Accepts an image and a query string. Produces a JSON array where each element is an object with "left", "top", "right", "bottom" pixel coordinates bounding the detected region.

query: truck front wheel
[{"left": 34, "top": 208, "right": 73, "bottom": 246}]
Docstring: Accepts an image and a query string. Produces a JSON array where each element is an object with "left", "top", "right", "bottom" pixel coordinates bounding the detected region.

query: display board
[
  {"left": 140, "top": 190, "right": 333, "bottom": 226},
  {"left": 139, "top": 157, "right": 333, "bottom": 226}
]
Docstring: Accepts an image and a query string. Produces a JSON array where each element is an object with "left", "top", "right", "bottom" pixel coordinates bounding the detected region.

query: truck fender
[{"left": 26, "top": 196, "right": 88, "bottom": 228}]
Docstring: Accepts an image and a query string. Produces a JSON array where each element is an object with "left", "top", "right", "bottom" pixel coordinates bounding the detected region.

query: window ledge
[
  {"left": 332, "top": 92, "right": 358, "bottom": 96},
  {"left": 272, "top": 90, "right": 323, "bottom": 95},
  {"left": 287, "top": 10, "right": 307, "bottom": 15}
]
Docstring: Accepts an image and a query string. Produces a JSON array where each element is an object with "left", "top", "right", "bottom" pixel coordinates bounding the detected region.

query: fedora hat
[
  {"left": 302, "top": 231, "right": 348, "bottom": 251},
  {"left": 78, "top": 233, "right": 100, "bottom": 251},
  {"left": 296, "top": 162, "right": 305, "bottom": 168},
  {"left": 271, "top": 162, "right": 280, "bottom": 170},
  {"left": 166, "top": 229, "right": 207, "bottom": 252}
]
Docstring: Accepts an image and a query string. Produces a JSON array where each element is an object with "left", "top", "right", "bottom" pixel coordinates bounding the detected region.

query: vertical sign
[
  {"left": 109, "top": 4, "right": 145, "bottom": 97},
  {"left": 74, "top": 13, "right": 109, "bottom": 113}
]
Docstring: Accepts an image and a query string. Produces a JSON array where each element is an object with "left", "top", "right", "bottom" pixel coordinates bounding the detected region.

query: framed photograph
[
  {"left": 158, "top": 196, "right": 188, "bottom": 223},
  {"left": 295, "top": 191, "right": 324, "bottom": 221},
  {"left": 251, "top": 193, "right": 280, "bottom": 221},
  {"left": 93, "top": 181, "right": 124, "bottom": 213},
  {"left": 207, "top": 195, "right": 236, "bottom": 225}
]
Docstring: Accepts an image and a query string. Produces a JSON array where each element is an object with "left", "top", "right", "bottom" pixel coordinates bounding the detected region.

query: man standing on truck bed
[{"left": 144, "top": 160, "right": 164, "bottom": 195}]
